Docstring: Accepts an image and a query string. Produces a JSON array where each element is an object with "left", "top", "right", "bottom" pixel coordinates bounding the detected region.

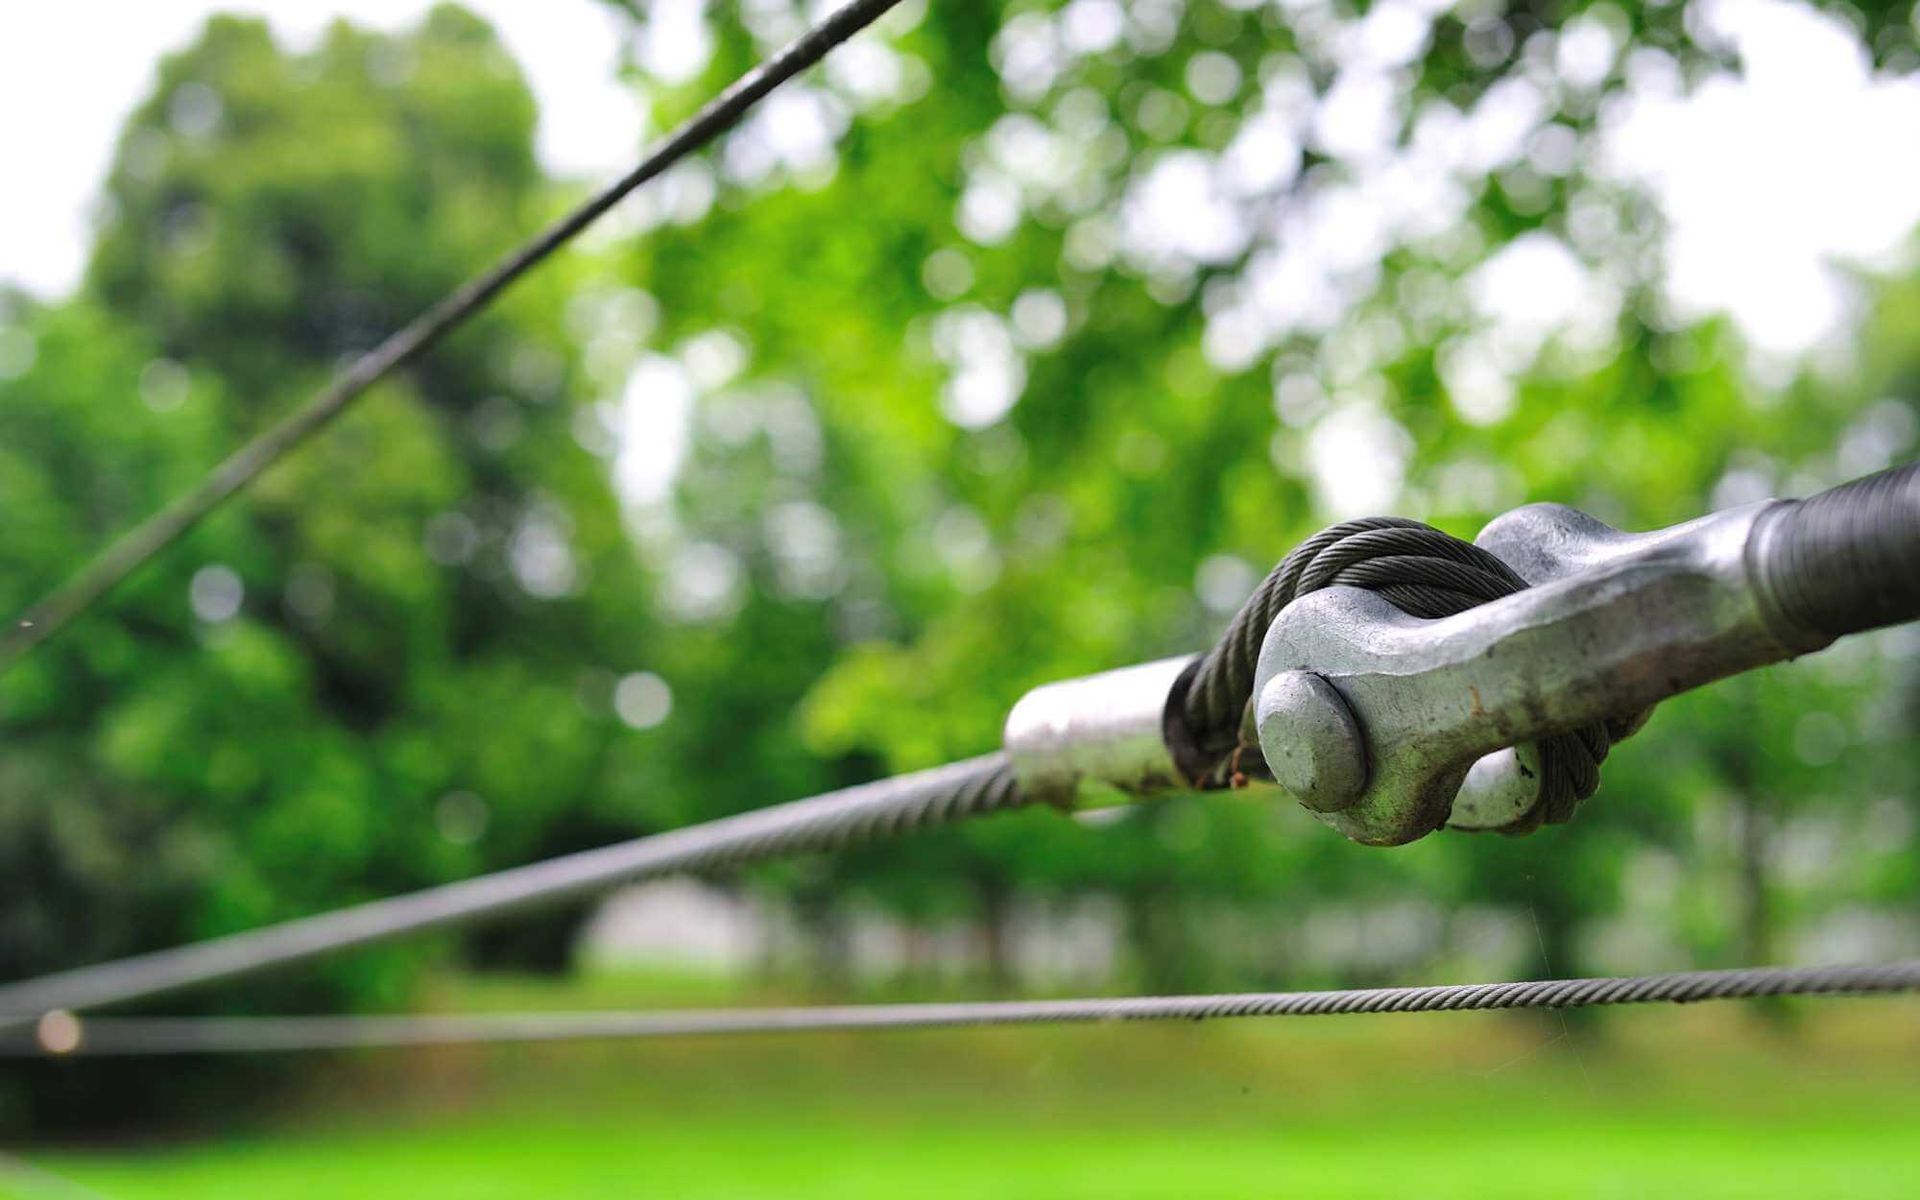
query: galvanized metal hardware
[
  {"left": 1251, "top": 499, "right": 1823, "bottom": 845},
  {"left": 1252, "top": 671, "right": 1366, "bottom": 812},
  {"left": 1005, "top": 464, "right": 1917, "bottom": 845},
  {"left": 1003, "top": 487, "right": 1897, "bottom": 842},
  {"left": 1003, "top": 657, "right": 1198, "bottom": 809}
]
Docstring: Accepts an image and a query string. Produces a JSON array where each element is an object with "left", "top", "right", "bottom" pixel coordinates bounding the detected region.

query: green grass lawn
[{"left": 9, "top": 975, "right": 1918, "bottom": 1199}]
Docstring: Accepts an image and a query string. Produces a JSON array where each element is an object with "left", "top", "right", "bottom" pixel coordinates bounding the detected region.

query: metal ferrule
[{"left": 1003, "top": 657, "right": 1194, "bottom": 809}]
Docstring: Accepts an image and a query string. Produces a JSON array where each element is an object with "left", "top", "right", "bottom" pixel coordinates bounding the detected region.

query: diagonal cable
[
  {"left": 9, "top": 960, "right": 1916, "bottom": 1056},
  {"left": 0, "top": 0, "right": 908, "bottom": 677},
  {"left": 0, "top": 755, "right": 1027, "bottom": 1029}
]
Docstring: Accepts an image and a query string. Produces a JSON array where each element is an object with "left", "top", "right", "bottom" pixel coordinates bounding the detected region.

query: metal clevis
[{"left": 1004, "top": 464, "right": 1919, "bottom": 846}]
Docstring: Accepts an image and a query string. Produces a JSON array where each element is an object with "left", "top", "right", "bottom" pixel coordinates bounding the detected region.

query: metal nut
[{"left": 1255, "top": 670, "right": 1367, "bottom": 812}]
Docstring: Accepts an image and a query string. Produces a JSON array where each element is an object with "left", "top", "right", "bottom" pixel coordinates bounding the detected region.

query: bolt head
[{"left": 1255, "top": 670, "right": 1367, "bottom": 812}]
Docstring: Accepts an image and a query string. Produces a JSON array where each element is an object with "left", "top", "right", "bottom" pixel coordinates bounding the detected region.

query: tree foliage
[{"left": 1, "top": 0, "right": 1916, "bottom": 1132}]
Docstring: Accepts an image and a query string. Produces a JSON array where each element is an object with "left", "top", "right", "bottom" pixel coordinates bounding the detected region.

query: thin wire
[
  {"left": 11, "top": 960, "right": 1915, "bottom": 1057},
  {"left": 0, "top": 0, "right": 908, "bottom": 677},
  {"left": 0, "top": 755, "right": 1028, "bottom": 1030}
]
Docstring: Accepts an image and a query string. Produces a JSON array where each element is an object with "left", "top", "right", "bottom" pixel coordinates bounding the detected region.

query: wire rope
[
  {"left": 0, "top": 0, "right": 909, "bottom": 677},
  {"left": 12, "top": 960, "right": 1915, "bottom": 1057},
  {"left": 0, "top": 755, "right": 1027, "bottom": 1030}
]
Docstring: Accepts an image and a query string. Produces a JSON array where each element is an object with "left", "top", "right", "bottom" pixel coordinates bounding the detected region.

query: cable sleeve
[{"left": 1753, "top": 462, "right": 1920, "bottom": 645}]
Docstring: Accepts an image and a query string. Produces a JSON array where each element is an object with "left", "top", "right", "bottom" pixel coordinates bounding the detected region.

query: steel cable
[
  {"left": 1175, "top": 518, "right": 1623, "bottom": 830},
  {"left": 1755, "top": 462, "right": 1920, "bottom": 641},
  {"left": 0, "top": 755, "right": 1028, "bottom": 1029},
  {"left": 11, "top": 960, "right": 1915, "bottom": 1056},
  {"left": 0, "top": 0, "right": 909, "bottom": 677}
]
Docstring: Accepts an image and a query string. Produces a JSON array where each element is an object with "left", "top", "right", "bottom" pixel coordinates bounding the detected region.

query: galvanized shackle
[
  {"left": 1250, "top": 500, "right": 1795, "bottom": 844},
  {"left": 1005, "top": 464, "right": 1919, "bottom": 846}
]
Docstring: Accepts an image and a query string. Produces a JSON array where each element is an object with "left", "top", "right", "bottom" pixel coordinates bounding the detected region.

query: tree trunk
[
  {"left": 793, "top": 888, "right": 851, "bottom": 990},
  {"left": 976, "top": 878, "right": 1016, "bottom": 992},
  {"left": 1733, "top": 788, "right": 1772, "bottom": 966},
  {"left": 1718, "top": 704, "right": 1775, "bottom": 969},
  {"left": 1123, "top": 886, "right": 1204, "bottom": 992},
  {"left": 1719, "top": 695, "right": 1790, "bottom": 1030}
]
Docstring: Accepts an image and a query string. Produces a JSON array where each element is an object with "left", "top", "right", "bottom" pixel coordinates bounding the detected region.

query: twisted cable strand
[
  {"left": 13, "top": 961, "right": 1914, "bottom": 1056},
  {"left": 1186, "top": 517, "right": 1426, "bottom": 760},
  {"left": 0, "top": 755, "right": 1028, "bottom": 1027},
  {"left": 1178, "top": 520, "right": 1619, "bottom": 829},
  {"left": 0, "top": 0, "right": 910, "bottom": 676}
]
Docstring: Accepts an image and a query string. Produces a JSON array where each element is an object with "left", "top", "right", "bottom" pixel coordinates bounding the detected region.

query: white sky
[
  {"left": 1605, "top": 0, "right": 1920, "bottom": 356},
  {"left": 3, "top": 0, "right": 1917, "bottom": 382},
  {"left": 0, "top": 0, "right": 644, "bottom": 298},
  {"left": 1, "top": 0, "right": 1915, "bottom": 591}
]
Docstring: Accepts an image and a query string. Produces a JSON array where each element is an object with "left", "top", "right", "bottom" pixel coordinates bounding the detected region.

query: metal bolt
[
  {"left": 1445, "top": 745, "right": 1543, "bottom": 831},
  {"left": 1255, "top": 670, "right": 1367, "bottom": 813}
]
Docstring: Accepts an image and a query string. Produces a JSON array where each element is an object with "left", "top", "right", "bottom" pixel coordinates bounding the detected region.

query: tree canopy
[{"left": 0, "top": 2, "right": 1914, "bottom": 1118}]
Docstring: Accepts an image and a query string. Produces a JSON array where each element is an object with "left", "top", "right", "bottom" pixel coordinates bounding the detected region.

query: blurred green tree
[
  {"left": 601, "top": 0, "right": 1918, "bottom": 984},
  {"left": 0, "top": 6, "right": 671, "bottom": 1034},
  {"left": 0, "top": 2, "right": 1913, "bottom": 1136}
]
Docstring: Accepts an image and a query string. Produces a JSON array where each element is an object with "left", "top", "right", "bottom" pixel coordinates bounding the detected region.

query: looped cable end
[{"left": 1192, "top": 518, "right": 1633, "bottom": 836}]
